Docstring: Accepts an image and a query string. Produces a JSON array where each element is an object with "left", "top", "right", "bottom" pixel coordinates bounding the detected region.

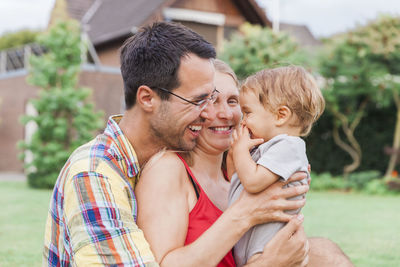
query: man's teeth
[
  {"left": 189, "top": 125, "right": 202, "bottom": 131},
  {"left": 214, "top": 126, "right": 230, "bottom": 131}
]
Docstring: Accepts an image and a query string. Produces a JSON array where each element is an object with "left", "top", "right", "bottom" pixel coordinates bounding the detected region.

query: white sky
[
  {"left": 258, "top": 0, "right": 400, "bottom": 37},
  {"left": 0, "top": 0, "right": 55, "bottom": 35},
  {"left": 0, "top": 0, "right": 400, "bottom": 37}
]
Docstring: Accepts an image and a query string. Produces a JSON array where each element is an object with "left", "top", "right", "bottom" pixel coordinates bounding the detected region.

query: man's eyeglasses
[{"left": 152, "top": 87, "right": 219, "bottom": 111}]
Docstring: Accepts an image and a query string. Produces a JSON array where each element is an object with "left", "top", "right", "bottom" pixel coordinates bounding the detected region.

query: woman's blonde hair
[
  {"left": 241, "top": 65, "right": 325, "bottom": 136},
  {"left": 214, "top": 59, "right": 239, "bottom": 87}
]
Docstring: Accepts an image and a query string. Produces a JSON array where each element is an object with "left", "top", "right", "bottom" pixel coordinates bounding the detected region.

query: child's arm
[{"left": 232, "top": 125, "right": 279, "bottom": 193}]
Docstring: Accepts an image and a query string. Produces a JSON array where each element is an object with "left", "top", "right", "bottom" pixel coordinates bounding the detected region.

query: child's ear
[
  {"left": 136, "top": 85, "right": 158, "bottom": 112},
  {"left": 275, "top": 105, "right": 292, "bottom": 126}
]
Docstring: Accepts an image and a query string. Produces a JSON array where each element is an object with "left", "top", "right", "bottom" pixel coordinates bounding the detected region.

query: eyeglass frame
[{"left": 152, "top": 86, "right": 219, "bottom": 111}]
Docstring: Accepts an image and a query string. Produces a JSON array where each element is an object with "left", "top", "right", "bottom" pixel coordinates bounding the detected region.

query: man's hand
[
  {"left": 245, "top": 215, "right": 309, "bottom": 267},
  {"left": 232, "top": 172, "right": 309, "bottom": 227}
]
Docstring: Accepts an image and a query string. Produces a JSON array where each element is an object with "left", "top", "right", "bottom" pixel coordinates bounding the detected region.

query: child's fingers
[
  {"left": 232, "top": 129, "right": 238, "bottom": 141},
  {"left": 241, "top": 125, "right": 250, "bottom": 137},
  {"left": 236, "top": 125, "right": 244, "bottom": 138},
  {"left": 237, "top": 124, "right": 243, "bottom": 136}
]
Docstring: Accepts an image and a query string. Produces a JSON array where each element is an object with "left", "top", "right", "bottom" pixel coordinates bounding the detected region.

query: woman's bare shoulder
[
  {"left": 139, "top": 150, "right": 189, "bottom": 185},
  {"left": 144, "top": 150, "right": 185, "bottom": 171}
]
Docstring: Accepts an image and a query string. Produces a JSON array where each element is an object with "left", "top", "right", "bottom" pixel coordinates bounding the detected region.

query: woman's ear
[
  {"left": 275, "top": 105, "right": 292, "bottom": 126},
  {"left": 136, "top": 85, "right": 157, "bottom": 112}
]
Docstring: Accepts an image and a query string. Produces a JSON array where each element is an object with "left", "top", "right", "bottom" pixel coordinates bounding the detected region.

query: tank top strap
[{"left": 176, "top": 153, "right": 201, "bottom": 199}]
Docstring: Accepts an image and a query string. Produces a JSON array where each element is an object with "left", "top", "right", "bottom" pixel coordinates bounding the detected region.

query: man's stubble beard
[{"left": 149, "top": 101, "right": 197, "bottom": 151}]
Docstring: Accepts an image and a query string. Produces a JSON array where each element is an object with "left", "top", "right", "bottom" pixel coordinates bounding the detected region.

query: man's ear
[
  {"left": 275, "top": 105, "right": 292, "bottom": 126},
  {"left": 136, "top": 85, "right": 158, "bottom": 112}
]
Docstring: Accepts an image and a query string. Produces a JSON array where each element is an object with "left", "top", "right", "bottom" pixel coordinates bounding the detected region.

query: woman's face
[{"left": 196, "top": 71, "right": 242, "bottom": 153}]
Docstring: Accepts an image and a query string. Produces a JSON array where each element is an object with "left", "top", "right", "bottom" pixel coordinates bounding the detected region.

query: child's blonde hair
[{"left": 241, "top": 65, "right": 325, "bottom": 136}]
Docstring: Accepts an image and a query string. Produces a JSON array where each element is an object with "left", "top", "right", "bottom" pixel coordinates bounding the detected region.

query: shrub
[
  {"left": 347, "top": 170, "right": 381, "bottom": 190},
  {"left": 364, "top": 179, "right": 392, "bottom": 195},
  {"left": 310, "top": 170, "right": 400, "bottom": 195},
  {"left": 310, "top": 172, "right": 347, "bottom": 191},
  {"left": 385, "top": 176, "right": 400, "bottom": 193},
  {"left": 219, "top": 23, "right": 306, "bottom": 79},
  {"left": 0, "top": 29, "right": 39, "bottom": 50},
  {"left": 18, "top": 21, "right": 103, "bottom": 189}
]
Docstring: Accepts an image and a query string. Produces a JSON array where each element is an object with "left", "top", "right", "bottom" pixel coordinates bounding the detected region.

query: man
[{"left": 43, "top": 22, "right": 351, "bottom": 266}]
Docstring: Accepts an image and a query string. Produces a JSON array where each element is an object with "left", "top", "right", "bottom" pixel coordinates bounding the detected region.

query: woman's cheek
[{"left": 233, "top": 107, "right": 242, "bottom": 126}]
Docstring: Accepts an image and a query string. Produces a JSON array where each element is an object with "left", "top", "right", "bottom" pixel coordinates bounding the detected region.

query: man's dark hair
[{"left": 120, "top": 21, "right": 216, "bottom": 109}]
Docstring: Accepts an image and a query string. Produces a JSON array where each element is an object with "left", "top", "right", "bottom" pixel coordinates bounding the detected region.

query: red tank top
[{"left": 176, "top": 153, "right": 236, "bottom": 267}]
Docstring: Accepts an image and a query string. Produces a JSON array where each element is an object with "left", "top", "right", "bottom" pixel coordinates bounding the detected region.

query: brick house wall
[
  {"left": 0, "top": 73, "right": 38, "bottom": 172},
  {"left": 0, "top": 67, "right": 124, "bottom": 172}
]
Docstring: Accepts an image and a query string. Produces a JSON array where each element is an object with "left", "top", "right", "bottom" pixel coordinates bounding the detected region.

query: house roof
[
  {"left": 62, "top": 0, "right": 271, "bottom": 46},
  {"left": 86, "top": 0, "right": 171, "bottom": 45},
  {"left": 232, "top": 0, "right": 271, "bottom": 27},
  {"left": 66, "top": 0, "right": 96, "bottom": 21},
  {"left": 280, "top": 23, "right": 321, "bottom": 47}
]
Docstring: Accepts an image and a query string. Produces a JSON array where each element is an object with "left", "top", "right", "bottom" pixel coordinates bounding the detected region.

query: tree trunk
[
  {"left": 330, "top": 99, "right": 367, "bottom": 177},
  {"left": 332, "top": 123, "right": 361, "bottom": 178},
  {"left": 385, "top": 91, "right": 400, "bottom": 177}
]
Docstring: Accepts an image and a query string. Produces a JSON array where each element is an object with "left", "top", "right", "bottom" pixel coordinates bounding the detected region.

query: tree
[
  {"left": 319, "top": 15, "right": 400, "bottom": 177},
  {"left": 0, "top": 29, "right": 39, "bottom": 50},
  {"left": 318, "top": 38, "right": 382, "bottom": 176},
  {"left": 19, "top": 21, "right": 104, "bottom": 188},
  {"left": 219, "top": 23, "right": 306, "bottom": 79},
  {"left": 350, "top": 15, "right": 400, "bottom": 178}
]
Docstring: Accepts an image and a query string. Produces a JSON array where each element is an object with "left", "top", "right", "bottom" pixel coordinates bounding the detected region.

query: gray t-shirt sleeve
[{"left": 257, "top": 136, "right": 308, "bottom": 180}]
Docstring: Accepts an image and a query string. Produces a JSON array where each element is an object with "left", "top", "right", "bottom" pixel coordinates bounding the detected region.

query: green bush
[
  {"left": 384, "top": 176, "right": 400, "bottom": 193},
  {"left": 347, "top": 170, "right": 381, "bottom": 190},
  {"left": 364, "top": 179, "right": 391, "bottom": 195},
  {"left": 310, "top": 172, "right": 347, "bottom": 191},
  {"left": 219, "top": 23, "right": 306, "bottom": 79},
  {"left": 310, "top": 170, "right": 400, "bottom": 195},
  {"left": 0, "top": 29, "right": 39, "bottom": 50},
  {"left": 19, "top": 21, "right": 103, "bottom": 189}
]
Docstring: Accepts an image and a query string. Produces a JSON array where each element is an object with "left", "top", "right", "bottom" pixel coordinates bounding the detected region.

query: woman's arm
[
  {"left": 136, "top": 152, "right": 247, "bottom": 266},
  {"left": 136, "top": 153, "right": 309, "bottom": 266},
  {"left": 136, "top": 152, "right": 190, "bottom": 264}
]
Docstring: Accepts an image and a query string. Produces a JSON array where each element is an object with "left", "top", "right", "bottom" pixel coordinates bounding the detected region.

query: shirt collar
[{"left": 104, "top": 115, "right": 140, "bottom": 178}]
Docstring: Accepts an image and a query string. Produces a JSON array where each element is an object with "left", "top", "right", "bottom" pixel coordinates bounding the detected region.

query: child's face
[{"left": 239, "top": 91, "right": 278, "bottom": 141}]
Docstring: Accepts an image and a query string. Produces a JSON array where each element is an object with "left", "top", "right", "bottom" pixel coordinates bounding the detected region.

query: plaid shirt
[{"left": 43, "top": 115, "right": 158, "bottom": 267}]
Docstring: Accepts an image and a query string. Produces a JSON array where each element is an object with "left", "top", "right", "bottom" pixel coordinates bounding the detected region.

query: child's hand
[{"left": 231, "top": 124, "right": 264, "bottom": 153}]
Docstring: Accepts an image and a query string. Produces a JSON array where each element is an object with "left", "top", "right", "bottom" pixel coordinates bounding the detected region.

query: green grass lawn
[
  {"left": 0, "top": 181, "right": 52, "bottom": 267},
  {"left": 0, "top": 181, "right": 399, "bottom": 266},
  {"left": 303, "top": 191, "right": 400, "bottom": 267}
]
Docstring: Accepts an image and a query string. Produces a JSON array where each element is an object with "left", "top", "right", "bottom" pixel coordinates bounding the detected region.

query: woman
[{"left": 135, "top": 59, "right": 309, "bottom": 266}]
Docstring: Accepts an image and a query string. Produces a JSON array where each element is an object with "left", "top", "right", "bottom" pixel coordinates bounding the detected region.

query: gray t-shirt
[{"left": 228, "top": 134, "right": 309, "bottom": 266}]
